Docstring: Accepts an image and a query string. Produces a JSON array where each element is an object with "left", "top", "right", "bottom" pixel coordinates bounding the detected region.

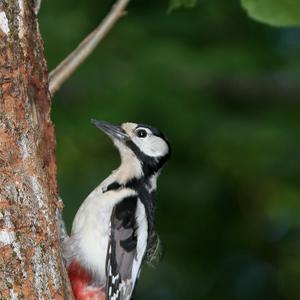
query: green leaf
[
  {"left": 168, "top": 0, "right": 198, "bottom": 12},
  {"left": 241, "top": 0, "right": 300, "bottom": 26}
]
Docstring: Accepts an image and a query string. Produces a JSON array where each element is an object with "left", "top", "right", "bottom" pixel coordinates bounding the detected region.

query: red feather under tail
[{"left": 68, "top": 260, "right": 105, "bottom": 300}]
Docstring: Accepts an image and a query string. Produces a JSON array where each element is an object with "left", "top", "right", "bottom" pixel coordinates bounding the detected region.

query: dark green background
[{"left": 40, "top": 1, "right": 300, "bottom": 299}]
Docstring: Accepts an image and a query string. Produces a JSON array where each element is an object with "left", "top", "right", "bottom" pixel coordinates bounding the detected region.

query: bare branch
[
  {"left": 34, "top": 0, "right": 42, "bottom": 14},
  {"left": 49, "top": 0, "right": 130, "bottom": 95}
]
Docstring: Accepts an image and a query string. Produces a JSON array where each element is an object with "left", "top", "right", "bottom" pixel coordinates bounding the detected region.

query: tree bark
[{"left": 0, "top": 1, "right": 72, "bottom": 299}]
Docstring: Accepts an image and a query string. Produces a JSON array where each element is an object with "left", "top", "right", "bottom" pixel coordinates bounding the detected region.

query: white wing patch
[{"left": 132, "top": 199, "right": 148, "bottom": 283}]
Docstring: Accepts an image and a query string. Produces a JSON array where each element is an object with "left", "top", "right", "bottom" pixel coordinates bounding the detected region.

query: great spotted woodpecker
[{"left": 63, "top": 120, "right": 171, "bottom": 300}]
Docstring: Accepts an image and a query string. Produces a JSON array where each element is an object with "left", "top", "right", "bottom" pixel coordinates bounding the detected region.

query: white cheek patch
[
  {"left": 121, "top": 123, "right": 169, "bottom": 158},
  {"left": 133, "top": 135, "right": 168, "bottom": 158}
]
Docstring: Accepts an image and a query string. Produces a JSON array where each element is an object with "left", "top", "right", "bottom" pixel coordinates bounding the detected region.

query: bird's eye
[{"left": 136, "top": 129, "right": 147, "bottom": 138}]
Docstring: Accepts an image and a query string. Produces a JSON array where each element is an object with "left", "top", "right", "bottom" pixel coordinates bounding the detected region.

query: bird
[{"left": 63, "top": 120, "right": 171, "bottom": 300}]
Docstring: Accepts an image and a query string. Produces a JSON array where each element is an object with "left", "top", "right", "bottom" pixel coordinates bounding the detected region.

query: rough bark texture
[{"left": 0, "top": 0, "right": 72, "bottom": 299}]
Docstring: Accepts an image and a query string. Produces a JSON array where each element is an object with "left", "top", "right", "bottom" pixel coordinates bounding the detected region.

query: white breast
[{"left": 65, "top": 184, "right": 137, "bottom": 285}]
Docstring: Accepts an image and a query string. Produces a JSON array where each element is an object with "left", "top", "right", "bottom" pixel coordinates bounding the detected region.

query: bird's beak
[{"left": 91, "top": 119, "right": 129, "bottom": 141}]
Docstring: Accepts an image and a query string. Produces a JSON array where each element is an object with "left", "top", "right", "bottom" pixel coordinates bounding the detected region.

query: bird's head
[{"left": 92, "top": 119, "right": 171, "bottom": 178}]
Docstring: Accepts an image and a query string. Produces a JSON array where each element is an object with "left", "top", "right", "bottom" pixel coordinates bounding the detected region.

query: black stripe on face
[
  {"left": 134, "top": 124, "right": 171, "bottom": 173},
  {"left": 125, "top": 139, "right": 170, "bottom": 177}
]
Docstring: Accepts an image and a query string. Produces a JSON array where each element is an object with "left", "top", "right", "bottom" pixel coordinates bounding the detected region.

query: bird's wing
[{"left": 105, "top": 195, "right": 148, "bottom": 300}]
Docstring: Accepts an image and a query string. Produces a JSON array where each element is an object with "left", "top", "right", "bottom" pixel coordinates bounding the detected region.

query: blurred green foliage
[
  {"left": 169, "top": 0, "right": 198, "bottom": 11},
  {"left": 241, "top": 0, "right": 300, "bottom": 26},
  {"left": 40, "top": 0, "right": 300, "bottom": 299},
  {"left": 171, "top": 0, "right": 300, "bottom": 26}
]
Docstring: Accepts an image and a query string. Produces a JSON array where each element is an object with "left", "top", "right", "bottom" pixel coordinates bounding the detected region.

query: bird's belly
[{"left": 75, "top": 208, "right": 111, "bottom": 284}]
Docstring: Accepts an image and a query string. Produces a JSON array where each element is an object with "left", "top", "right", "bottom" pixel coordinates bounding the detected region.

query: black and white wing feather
[{"left": 106, "top": 195, "right": 148, "bottom": 300}]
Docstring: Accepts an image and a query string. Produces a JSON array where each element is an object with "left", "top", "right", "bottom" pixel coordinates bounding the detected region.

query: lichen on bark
[{"left": 0, "top": 0, "right": 72, "bottom": 299}]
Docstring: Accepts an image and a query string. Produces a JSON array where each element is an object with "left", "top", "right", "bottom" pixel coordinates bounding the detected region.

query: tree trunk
[{"left": 0, "top": 1, "right": 72, "bottom": 299}]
